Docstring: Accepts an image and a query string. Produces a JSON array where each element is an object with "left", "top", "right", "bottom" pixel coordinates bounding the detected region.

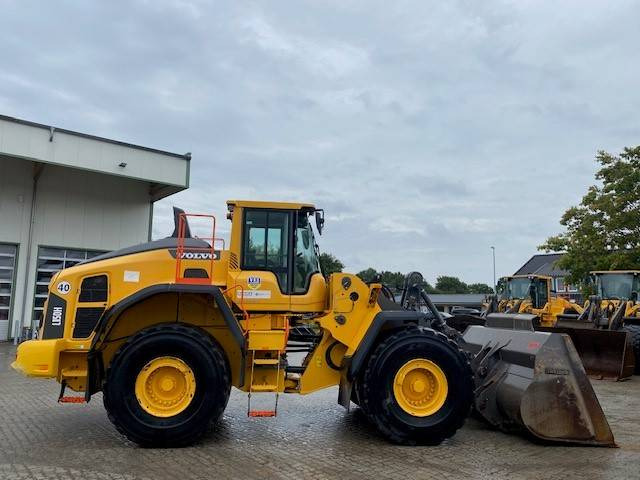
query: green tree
[
  {"left": 357, "top": 269, "right": 406, "bottom": 290},
  {"left": 435, "top": 276, "right": 469, "bottom": 293},
  {"left": 379, "top": 271, "right": 405, "bottom": 290},
  {"left": 356, "top": 267, "right": 379, "bottom": 283},
  {"left": 356, "top": 268, "right": 438, "bottom": 293},
  {"left": 319, "top": 253, "right": 344, "bottom": 277},
  {"left": 539, "top": 147, "right": 640, "bottom": 284},
  {"left": 467, "top": 283, "right": 494, "bottom": 294}
]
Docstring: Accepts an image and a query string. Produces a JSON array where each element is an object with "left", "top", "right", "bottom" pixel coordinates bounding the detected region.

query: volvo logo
[
  {"left": 170, "top": 249, "right": 221, "bottom": 260},
  {"left": 180, "top": 252, "right": 219, "bottom": 260}
]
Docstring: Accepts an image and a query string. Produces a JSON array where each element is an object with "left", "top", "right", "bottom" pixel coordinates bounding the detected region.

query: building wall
[{"left": 0, "top": 156, "right": 152, "bottom": 339}]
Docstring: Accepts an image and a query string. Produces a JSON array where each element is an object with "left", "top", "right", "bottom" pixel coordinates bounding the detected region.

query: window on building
[
  {"left": 33, "top": 247, "right": 106, "bottom": 326},
  {"left": 0, "top": 243, "right": 18, "bottom": 340},
  {"left": 555, "top": 277, "right": 565, "bottom": 292}
]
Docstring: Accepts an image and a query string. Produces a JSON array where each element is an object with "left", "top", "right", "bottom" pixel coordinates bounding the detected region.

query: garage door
[{"left": 0, "top": 244, "right": 18, "bottom": 341}]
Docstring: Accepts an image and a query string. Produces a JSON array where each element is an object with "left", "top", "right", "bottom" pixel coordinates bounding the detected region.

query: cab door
[{"left": 234, "top": 209, "right": 292, "bottom": 311}]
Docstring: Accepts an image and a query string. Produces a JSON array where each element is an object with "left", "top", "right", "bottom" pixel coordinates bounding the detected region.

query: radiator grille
[{"left": 72, "top": 307, "right": 104, "bottom": 338}]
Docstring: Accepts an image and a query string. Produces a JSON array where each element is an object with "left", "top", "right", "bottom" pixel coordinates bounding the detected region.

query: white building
[{"left": 0, "top": 114, "right": 190, "bottom": 341}]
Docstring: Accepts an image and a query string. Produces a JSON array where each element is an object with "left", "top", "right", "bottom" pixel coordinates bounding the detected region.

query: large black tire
[
  {"left": 360, "top": 326, "right": 473, "bottom": 445},
  {"left": 623, "top": 324, "right": 640, "bottom": 375},
  {"left": 352, "top": 377, "right": 369, "bottom": 415},
  {"left": 103, "top": 324, "right": 230, "bottom": 447}
]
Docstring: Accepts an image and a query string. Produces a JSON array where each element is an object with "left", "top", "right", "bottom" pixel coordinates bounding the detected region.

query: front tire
[
  {"left": 103, "top": 324, "right": 230, "bottom": 447},
  {"left": 360, "top": 327, "right": 473, "bottom": 445}
]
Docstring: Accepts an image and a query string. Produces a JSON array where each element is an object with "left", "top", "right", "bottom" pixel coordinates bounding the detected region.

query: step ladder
[
  {"left": 57, "top": 381, "right": 87, "bottom": 404},
  {"left": 247, "top": 330, "right": 286, "bottom": 418}
]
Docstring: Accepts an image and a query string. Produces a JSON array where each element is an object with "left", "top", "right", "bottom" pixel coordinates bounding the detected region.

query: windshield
[
  {"left": 506, "top": 277, "right": 548, "bottom": 307},
  {"left": 597, "top": 273, "right": 639, "bottom": 299},
  {"left": 293, "top": 212, "right": 320, "bottom": 293},
  {"left": 506, "top": 278, "right": 532, "bottom": 299}
]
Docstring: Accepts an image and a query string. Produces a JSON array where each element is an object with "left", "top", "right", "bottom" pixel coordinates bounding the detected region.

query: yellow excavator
[
  {"left": 481, "top": 274, "right": 636, "bottom": 379},
  {"left": 12, "top": 200, "right": 614, "bottom": 447}
]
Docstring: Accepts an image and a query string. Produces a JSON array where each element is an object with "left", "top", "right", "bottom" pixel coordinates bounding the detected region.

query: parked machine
[
  {"left": 572, "top": 271, "right": 640, "bottom": 375},
  {"left": 12, "top": 201, "right": 614, "bottom": 447},
  {"left": 478, "top": 274, "right": 636, "bottom": 379}
]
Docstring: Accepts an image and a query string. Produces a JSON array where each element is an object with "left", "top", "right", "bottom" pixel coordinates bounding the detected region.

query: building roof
[
  {"left": 0, "top": 114, "right": 190, "bottom": 201},
  {"left": 514, "top": 253, "right": 568, "bottom": 277},
  {"left": 0, "top": 114, "right": 189, "bottom": 159},
  {"left": 427, "top": 294, "right": 487, "bottom": 306}
]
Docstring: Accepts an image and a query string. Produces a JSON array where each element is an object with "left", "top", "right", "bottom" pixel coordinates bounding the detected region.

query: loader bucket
[
  {"left": 538, "top": 327, "right": 635, "bottom": 381},
  {"left": 462, "top": 315, "right": 615, "bottom": 446}
]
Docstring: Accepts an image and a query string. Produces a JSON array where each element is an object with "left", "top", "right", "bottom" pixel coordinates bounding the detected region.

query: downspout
[{"left": 14, "top": 162, "right": 43, "bottom": 344}]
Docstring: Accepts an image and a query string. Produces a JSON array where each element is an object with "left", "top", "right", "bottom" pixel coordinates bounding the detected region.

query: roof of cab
[
  {"left": 506, "top": 274, "right": 552, "bottom": 280},
  {"left": 227, "top": 200, "right": 316, "bottom": 210},
  {"left": 591, "top": 270, "right": 640, "bottom": 274}
]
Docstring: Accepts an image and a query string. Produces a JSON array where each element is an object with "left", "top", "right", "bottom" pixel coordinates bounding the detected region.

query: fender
[
  {"left": 338, "top": 310, "right": 430, "bottom": 410},
  {"left": 345, "top": 310, "right": 427, "bottom": 381},
  {"left": 86, "top": 284, "right": 246, "bottom": 398}
]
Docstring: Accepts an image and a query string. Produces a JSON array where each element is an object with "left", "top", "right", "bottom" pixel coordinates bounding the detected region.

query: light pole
[{"left": 491, "top": 246, "right": 496, "bottom": 293}]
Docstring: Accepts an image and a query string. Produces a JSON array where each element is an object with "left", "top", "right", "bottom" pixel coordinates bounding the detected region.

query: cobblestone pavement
[{"left": 1, "top": 342, "right": 639, "bottom": 480}]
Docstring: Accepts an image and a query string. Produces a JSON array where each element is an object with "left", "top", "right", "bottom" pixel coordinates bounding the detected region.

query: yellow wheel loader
[
  {"left": 493, "top": 275, "right": 583, "bottom": 323},
  {"left": 12, "top": 200, "right": 614, "bottom": 447},
  {"left": 571, "top": 271, "right": 640, "bottom": 376},
  {"left": 477, "top": 275, "right": 635, "bottom": 380}
]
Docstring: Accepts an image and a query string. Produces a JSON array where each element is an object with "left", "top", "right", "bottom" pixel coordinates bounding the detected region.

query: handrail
[{"left": 175, "top": 213, "right": 217, "bottom": 285}]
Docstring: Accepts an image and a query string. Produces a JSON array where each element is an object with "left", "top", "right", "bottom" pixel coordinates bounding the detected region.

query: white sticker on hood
[{"left": 124, "top": 270, "right": 140, "bottom": 283}]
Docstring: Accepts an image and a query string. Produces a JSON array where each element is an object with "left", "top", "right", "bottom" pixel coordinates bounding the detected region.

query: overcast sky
[{"left": 2, "top": 1, "right": 639, "bottom": 285}]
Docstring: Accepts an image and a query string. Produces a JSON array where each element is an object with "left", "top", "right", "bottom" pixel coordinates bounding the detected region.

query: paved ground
[{"left": 1, "top": 342, "right": 639, "bottom": 480}]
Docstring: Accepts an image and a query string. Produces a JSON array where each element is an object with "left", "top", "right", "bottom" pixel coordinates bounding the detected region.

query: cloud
[{"left": 2, "top": 0, "right": 640, "bottom": 285}]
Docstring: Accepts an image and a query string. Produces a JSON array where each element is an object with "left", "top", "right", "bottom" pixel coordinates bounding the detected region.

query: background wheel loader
[
  {"left": 472, "top": 274, "right": 637, "bottom": 380},
  {"left": 12, "top": 200, "right": 614, "bottom": 447},
  {"left": 566, "top": 271, "right": 640, "bottom": 376}
]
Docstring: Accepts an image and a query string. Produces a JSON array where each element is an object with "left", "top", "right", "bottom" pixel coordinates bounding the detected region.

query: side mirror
[{"left": 315, "top": 209, "right": 325, "bottom": 235}]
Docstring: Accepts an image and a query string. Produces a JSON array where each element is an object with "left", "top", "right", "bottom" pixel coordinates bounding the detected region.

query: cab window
[
  {"left": 242, "top": 210, "right": 290, "bottom": 292},
  {"left": 293, "top": 212, "right": 320, "bottom": 293}
]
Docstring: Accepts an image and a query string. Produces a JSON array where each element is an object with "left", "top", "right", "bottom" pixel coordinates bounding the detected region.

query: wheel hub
[
  {"left": 135, "top": 356, "right": 196, "bottom": 418},
  {"left": 393, "top": 358, "right": 448, "bottom": 417}
]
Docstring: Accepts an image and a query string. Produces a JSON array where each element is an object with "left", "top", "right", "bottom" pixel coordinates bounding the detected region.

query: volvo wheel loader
[
  {"left": 469, "top": 274, "right": 635, "bottom": 380},
  {"left": 571, "top": 271, "right": 640, "bottom": 375},
  {"left": 12, "top": 200, "right": 614, "bottom": 447}
]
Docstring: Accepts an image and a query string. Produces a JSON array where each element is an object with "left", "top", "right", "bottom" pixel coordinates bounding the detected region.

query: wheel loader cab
[
  {"left": 226, "top": 200, "right": 327, "bottom": 312},
  {"left": 593, "top": 271, "right": 640, "bottom": 301},
  {"left": 505, "top": 275, "right": 549, "bottom": 309}
]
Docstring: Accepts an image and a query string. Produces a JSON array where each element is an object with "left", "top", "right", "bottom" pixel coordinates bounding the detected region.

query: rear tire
[
  {"left": 360, "top": 326, "right": 473, "bottom": 445},
  {"left": 623, "top": 324, "right": 640, "bottom": 375},
  {"left": 103, "top": 324, "right": 230, "bottom": 447}
]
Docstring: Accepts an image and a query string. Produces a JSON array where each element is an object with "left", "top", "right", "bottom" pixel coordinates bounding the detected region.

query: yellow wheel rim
[
  {"left": 134, "top": 356, "right": 196, "bottom": 418},
  {"left": 393, "top": 358, "right": 448, "bottom": 417}
]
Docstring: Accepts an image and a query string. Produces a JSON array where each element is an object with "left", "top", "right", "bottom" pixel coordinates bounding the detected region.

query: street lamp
[{"left": 491, "top": 246, "right": 496, "bottom": 293}]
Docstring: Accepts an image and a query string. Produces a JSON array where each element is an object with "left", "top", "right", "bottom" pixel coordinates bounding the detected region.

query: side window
[
  {"left": 535, "top": 279, "right": 548, "bottom": 308},
  {"left": 293, "top": 213, "right": 320, "bottom": 293},
  {"left": 243, "top": 210, "right": 290, "bottom": 292}
]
